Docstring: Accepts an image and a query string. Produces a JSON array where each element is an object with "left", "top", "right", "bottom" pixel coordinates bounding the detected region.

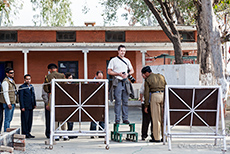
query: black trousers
[
  {"left": 0, "top": 103, "right": 3, "bottom": 132},
  {"left": 67, "top": 122, "right": 73, "bottom": 131},
  {"left": 45, "top": 104, "right": 50, "bottom": 138},
  {"left": 21, "top": 109, "right": 33, "bottom": 135},
  {"left": 141, "top": 104, "right": 153, "bottom": 139}
]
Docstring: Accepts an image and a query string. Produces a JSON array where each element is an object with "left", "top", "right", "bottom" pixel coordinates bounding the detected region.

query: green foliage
[
  {"left": 0, "top": 0, "right": 23, "bottom": 26},
  {"left": 100, "top": 0, "right": 158, "bottom": 26},
  {"left": 31, "top": 0, "right": 73, "bottom": 26},
  {"left": 100, "top": 0, "right": 198, "bottom": 26}
]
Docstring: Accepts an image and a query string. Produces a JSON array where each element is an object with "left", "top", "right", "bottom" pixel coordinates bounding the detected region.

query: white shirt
[{"left": 107, "top": 56, "right": 133, "bottom": 80}]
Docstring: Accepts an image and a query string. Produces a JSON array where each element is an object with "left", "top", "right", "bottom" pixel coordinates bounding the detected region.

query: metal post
[
  {"left": 105, "top": 80, "right": 109, "bottom": 149},
  {"left": 22, "top": 49, "right": 29, "bottom": 75},
  {"left": 141, "top": 50, "right": 147, "bottom": 67},
  {"left": 82, "top": 49, "right": 89, "bottom": 79},
  {"left": 50, "top": 79, "right": 55, "bottom": 148}
]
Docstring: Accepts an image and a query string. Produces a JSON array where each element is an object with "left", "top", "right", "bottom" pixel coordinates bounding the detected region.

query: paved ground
[{"left": 6, "top": 104, "right": 230, "bottom": 154}]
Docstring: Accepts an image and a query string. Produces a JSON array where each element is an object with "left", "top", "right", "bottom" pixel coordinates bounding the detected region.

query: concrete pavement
[{"left": 7, "top": 105, "right": 230, "bottom": 154}]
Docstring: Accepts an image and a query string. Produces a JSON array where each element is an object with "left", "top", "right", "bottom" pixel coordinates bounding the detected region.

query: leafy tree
[
  {"left": 0, "top": 0, "right": 23, "bottom": 26},
  {"left": 31, "top": 0, "right": 73, "bottom": 26}
]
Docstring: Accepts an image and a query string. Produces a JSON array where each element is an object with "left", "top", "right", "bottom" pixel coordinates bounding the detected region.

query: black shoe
[
  {"left": 99, "top": 136, "right": 104, "bottom": 138},
  {"left": 90, "top": 136, "right": 94, "bottom": 139},
  {"left": 149, "top": 139, "right": 161, "bottom": 143},
  {"left": 123, "top": 120, "right": 130, "bottom": 124},
  {"left": 69, "top": 136, "right": 78, "bottom": 139},
  {"left": 115, "top": 120, "right": 120, "bottom": 124},
  {"left": 142, "top": 137, "right": 146, "bottom": 141},
  {"left": 29, "top": 134, "right": 35, "bottom": 138},
  {"left": 55, "top": 138, "right": 59, "bottom": 141},
  {"left": 63, "top": 138, "right": 69, "bottom": 141},
  {"left": 26, "top": 135, "right": 31, "bottom": 138}
]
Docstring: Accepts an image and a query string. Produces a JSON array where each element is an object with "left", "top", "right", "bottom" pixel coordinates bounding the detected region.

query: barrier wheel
[
  {"left": 105, "top": 145, "right": 109, "bottom": 150},
  {"left": 49, "top": 145, "right": 53, "bottom": 150}
]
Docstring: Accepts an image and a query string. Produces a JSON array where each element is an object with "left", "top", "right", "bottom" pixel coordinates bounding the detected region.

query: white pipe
[
  {"left": 141, "top": 50, "right": 146, "bottom": 67},
  {"left": 82, "top": 49, "right": 89, "bottom": 79},
  {"left": 22, "top": 49, "right": 29, "bottom": 75}
]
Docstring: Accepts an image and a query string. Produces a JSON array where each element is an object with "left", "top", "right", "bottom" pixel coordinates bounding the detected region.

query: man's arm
[
  {"left": 128, "top": 68, "right": 134, "bottom": 75},
  {"left": 143, "top": 81, "right": 150, "bottom": 108},
  {"left": 2, "top": 81, "right": 11, "bottom": 106},
  {"left": 107, "top": 69, "right": 127, "bottom": 78},
  {"left": 18, "top": 85, "right": 25, "bottom": 110}
]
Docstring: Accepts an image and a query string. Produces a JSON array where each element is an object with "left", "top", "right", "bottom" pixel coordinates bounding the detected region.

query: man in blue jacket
[{"left": 19, "top": 74, "right": 36, "bottom": 138}]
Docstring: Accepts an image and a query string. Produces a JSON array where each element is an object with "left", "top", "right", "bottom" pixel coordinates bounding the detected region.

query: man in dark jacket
[{"left": 19, "top": 74, "right": 36, "bottom": 138}]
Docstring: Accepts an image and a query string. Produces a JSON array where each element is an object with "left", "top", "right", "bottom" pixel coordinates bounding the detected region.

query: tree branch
[
  {"left": 143, "top": 0, "right": 174, "bottom": 41},
  {"left": 157, "top": 0, "right": 178, "bottom": 35}
]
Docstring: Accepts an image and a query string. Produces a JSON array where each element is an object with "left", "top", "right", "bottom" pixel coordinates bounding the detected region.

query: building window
[
  {"left": 58, "top": 61, "right": 78, "bottom": 78},
  {"left": 56, "top": 31, "right": 76, "bottom": 42},
  {"left": 0, "top": 31, "right": 17, "bottom": 42},
  {"left": 105, "top": 31, "right": 125, "bottom": 42},
  {"left": 179, "top": 31, "right": 195, "bottom": 42}
]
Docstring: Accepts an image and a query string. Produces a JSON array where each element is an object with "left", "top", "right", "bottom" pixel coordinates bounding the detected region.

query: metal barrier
[
  {"left": 49, "top": 79, "right": 109, "bottom": 150},
  {"left": 163, "top": 85, "right": 226, "bottom": 153}
]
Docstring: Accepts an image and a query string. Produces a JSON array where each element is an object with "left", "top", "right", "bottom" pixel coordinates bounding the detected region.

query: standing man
[
  {"left": 139, "top": 73, "right": 153, "bottom": 141},
  {"left": 19, "top": 74, "right": 36, "bottom": 138},
  {"left": 43, "top": 63, "right": 69, "bottom": 141},
  {"left": 90, "top": 71, "right": 105, "bottom": 138},
  {"left": 0, "top": 68, "right": 17, "bottom": 132},
  {"left": 141, "top": 66, "right": 167, "bottom": 142},
  {"left": 0, "top": 81, "right": 3, "bottom": 133},
  {"left": 42, "top": 85, "right": 50, "bottom": 138},
  {"left": 108, "top": 45, "right": 134, "bottom": 124}
]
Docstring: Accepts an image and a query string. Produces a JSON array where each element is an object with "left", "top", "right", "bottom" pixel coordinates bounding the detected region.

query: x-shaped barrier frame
[
  {"left": 49, "top": 79, "right": 109, "bottom": 150},
  {"left": 163, "top": 85, "right": 226, "bottom": 153}
]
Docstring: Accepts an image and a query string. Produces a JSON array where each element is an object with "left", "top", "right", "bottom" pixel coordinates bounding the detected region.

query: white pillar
[
  {"left": 22, "top": 49, "right": 29, "bottom": 75},
  {"left": 82, "top": 49, "right": 89, "bottom": 79},
  {"left": 141, "top": 50, "right": 147, "bottom": 67}
]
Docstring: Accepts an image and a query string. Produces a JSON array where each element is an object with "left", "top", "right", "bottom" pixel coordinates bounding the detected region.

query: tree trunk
[
  {"left": 196, "top": 0, "right": 229, "bottom": 100},
  {"left": 172, "top": 36, "right": 184, "bottom": 64}
]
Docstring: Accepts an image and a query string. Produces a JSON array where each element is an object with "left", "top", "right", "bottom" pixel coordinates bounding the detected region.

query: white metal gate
[{"left": 49, "top": 79, "right": 109, "bottom": 150}]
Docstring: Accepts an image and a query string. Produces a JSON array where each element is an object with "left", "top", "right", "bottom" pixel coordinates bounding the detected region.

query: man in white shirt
[
  {"left": 107, "top": 45, "right": 134, "bottom": 124},
  {"left": 0, "top": 68, "right": 17, "bottom": 132}
]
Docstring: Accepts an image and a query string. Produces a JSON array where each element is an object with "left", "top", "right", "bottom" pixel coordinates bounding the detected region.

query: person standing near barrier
[
  {"left": 90, "top": 71, "right": 105, "bottom": 138},
  {"left": 108, "top": 45, "right": 134, "bottom": 124},
  {"left": 139, "top": 73, "right": 153, "bottom": 141},
  {"left": 19, "top": 74, "right": 36, "bottom": 138},
  {"left": 43, "top": 63, "right": 69, "bottom": 141},
  {"left": 42, "top": 85, "right": 50, "bottom": 138},
  {"left": 141, "top": 66, "right": 166, "bottom": 142},
  {"left": 0, "top": 81, "right": 3, "bottom": 133},
  {"left": 65, "top": 72, "right": 78, "bottom": 139},
  {"left": 0, "top": 68, "right": 17, "bottom": 132}
]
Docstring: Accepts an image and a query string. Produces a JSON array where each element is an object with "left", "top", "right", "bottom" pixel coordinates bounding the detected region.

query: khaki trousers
[{"left": 150, "top": 92, "right": 164, "bottom": 141}]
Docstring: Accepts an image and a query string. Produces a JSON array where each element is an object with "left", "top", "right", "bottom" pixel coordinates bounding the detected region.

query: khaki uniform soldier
[{"left": 43, "top": 63, "right": 68, "bottom": 141}]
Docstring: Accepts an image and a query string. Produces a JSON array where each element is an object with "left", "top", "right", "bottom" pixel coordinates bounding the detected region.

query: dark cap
[
  {"left": 141, "top": 66, "right": 152, "bottom": 74},
  {"left": 47, "top": 63, "right": 57, "bottom": 69}
]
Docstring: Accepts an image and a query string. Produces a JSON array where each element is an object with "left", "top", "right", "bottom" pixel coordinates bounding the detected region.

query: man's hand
[
  {"left": 21, "top": 108, "right": 25, "bottom": 112},
  {"left": 34, "top": 106, "right": 36, "bottom": 109},
  {"left": 144, "top": 107, "right": 148, "bottom": 113},
  {"left": 8, "top": 104, "right": 12, "bottom": 110},
  {"left": 46, "top": 105, "right": 50, "bottom": 111},
  {"left": 118, "top": 72, "right": 128, "bottom": 79}
]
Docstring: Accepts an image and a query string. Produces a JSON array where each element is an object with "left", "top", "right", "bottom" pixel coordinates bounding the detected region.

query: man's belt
[{"left": 152, "top": 91, "right": 164, "bottom": 93}]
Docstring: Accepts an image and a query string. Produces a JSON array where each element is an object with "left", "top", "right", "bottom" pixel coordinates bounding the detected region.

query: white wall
[{"left": 150, "top": 64, "right": 200, "bottom": 85}]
